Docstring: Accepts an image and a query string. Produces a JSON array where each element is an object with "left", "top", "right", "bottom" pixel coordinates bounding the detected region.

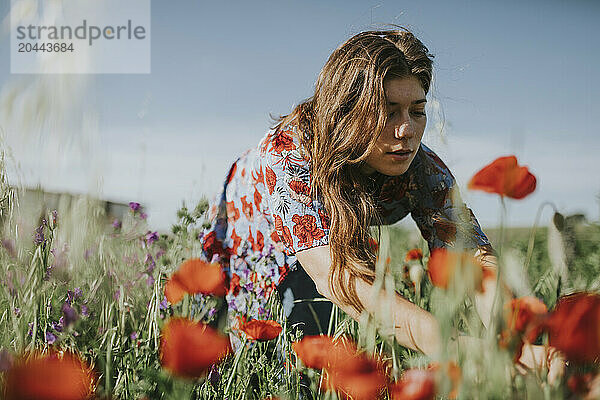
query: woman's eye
[
  {"left": 411, "top": 111, "right": 426, "bottom": 117},
  {"left": 388, "top": 111, "right": 395, "bottom": 118}
]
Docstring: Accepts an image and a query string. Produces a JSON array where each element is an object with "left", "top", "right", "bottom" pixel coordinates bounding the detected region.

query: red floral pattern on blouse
[{"left": 291, "top": 214, "right": 326, "bottom": 248}]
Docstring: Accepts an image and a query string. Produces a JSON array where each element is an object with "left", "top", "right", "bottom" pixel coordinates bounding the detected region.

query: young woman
[{"left": 200, "top": 28, "right": 496, "bottom": 356}]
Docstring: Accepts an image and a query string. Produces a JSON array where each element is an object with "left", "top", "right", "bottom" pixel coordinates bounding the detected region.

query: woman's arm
[
  {"left": 296, "top": 244, "right": 441, "bottom": 357},
  {"left": 473, "top": 249, "right": 498, "bottom": 329}
]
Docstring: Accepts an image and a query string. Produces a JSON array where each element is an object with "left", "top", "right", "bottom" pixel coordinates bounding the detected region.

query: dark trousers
[{"left": 276, "top": 261, "right": 332, "bottom": 336}]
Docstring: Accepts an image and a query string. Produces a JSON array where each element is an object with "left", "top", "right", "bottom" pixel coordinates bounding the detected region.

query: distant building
[{"left": 13, "top": 186, "right": 129, "bottom": 223}]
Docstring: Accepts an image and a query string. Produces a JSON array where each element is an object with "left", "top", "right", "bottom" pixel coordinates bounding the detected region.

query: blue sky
[{"left": 0, "top": 0, "right": 598, "bottom": 230}]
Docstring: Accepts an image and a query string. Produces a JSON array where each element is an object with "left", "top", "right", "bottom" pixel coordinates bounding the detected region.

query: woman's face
[{"left": 362, "top": 75, "right": 427, "bottom": 176}]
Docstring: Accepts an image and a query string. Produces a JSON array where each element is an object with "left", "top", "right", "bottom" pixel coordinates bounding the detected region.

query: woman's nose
[{"left": 394, "top": 121, "right": 415, "bottom": 139}]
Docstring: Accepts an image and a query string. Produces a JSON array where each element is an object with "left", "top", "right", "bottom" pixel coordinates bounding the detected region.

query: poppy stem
[
  {"left": 224, "top": 336, "right": 247, "bottom": 395},
  {"left": 488, "top": 195, "right": 507, "bottom": 339},
  {"left": 524, "top": 201, "right": 557, "bottom": 272}
]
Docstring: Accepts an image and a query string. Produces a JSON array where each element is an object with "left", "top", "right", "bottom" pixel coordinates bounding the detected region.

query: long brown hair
[{"left": 272, "top": 28, "right": 434, "bottom": 312}]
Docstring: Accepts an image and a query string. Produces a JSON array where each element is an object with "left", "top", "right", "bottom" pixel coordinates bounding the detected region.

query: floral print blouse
[{"left": 199, "top": 122, "right": 492, "bottom": 322}]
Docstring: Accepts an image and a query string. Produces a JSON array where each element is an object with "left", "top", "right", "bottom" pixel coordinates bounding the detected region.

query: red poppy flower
[
  {"left": 160, "top": 318, "right": 231, "bottom": 378},
  {"left": 426, "top": 248, "right": 483, "bottom": 290},
  {"left": 240, "top": 319, "right": 282, "bottom": 341},
  {"left": 164, "top": 259, "right": 227, "bottom": 304},
  {"left": 293, "top": 336, "right": 387, "bottom": 400},
  {"left": 544, "top": 292, "right": 600, "bottom": 364},
  {"left": 505, "top": 296, "right": 548, "bottom": 340},
  {"left": 323, "top": 364, "right": 387, "bottom": 400},
  {"left": 293, "top": 336, "right": 337, "bottom": 369},
  {"left": 293, "top": 336, "right": 371, "bottom": 372},
  {"left": 468, "top": 156, "right": 536, "bottom": 199},
  {"left": 4, "top": 352, "right": 95, "bottom": 400},
  {"left": 498, "top": 296, "right": 548, "bottom": 362},
  {"left": 389, "top": 369, "right": 436, "bottom": 400},
  {"left": 405, "top": 248, "right": 423, "bottom": 261}
]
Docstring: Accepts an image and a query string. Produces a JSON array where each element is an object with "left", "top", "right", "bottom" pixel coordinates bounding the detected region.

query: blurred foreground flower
[
  {"left": 293, "top": 335, "right": 387, "bottom": 400},
  {"left": 239, "top": 319, "right": 282, "bottom": 341},
  {"left": 164, "top": 259, "right": 227, "bottom": 304},
  {"left": 3, "top": 352, "right": 95, "bottom": 400},
  {"left": 468, "top": 156, "right": 536, "bottom": 199},
  {"left": 500, "top": 296, "right": 547, "bottom": 361},
  {"left": 427, "top": 248, "right": 486, "bottom": 291},
  {"left": 505, "top": 297, "right": 548, "bottom": 341},
  {"left": 389, "top": 368, "right": 436, "bottom": 400},
  {"left": 544, "top": 292, "right": 600, "bottom": 364},
  {"left": 160, "top": 318, "right": 231, "bottom": 379}
]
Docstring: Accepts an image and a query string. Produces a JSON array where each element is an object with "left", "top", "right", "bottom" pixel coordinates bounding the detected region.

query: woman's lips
[{"left": 387, "top": 149, "right": 413, "bottom": 161}]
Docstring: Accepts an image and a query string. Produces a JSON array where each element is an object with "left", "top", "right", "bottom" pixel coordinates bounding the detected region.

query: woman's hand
[
  {"left": 296, "top": 244, "right": 441, "bottom": 357},
  {"left": 473, "top": 250, "right": 498, "bottom": 329},
  {"left": 517, "top": 343, "right": 565, "bottom": 385}
]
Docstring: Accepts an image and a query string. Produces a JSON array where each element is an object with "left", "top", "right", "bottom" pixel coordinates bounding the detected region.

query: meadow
[{"left": 1, "top": 151, "right": 600, "bottom": 400}]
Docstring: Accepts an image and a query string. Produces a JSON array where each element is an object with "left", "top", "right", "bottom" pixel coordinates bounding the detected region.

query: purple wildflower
[
  {"left": 114, "top": 289, "right": 121, "bottom": 301},
  {"left": 146, "top": 274, "right": 155, "bottom": 286},
  {"left": 74, "top": 287, "right": 83, "bottom": 298},
  {"left": 159, "top": 297, "right": 168, "bottom": 310},
  {"left": 139, "top": 212, "right": 148, "bottom": 220},
  {"left": 33, "top": 225, "right": 45, "bottom": 246},
  {"left": 80, "top": 304, "right": 89, "bottom": 317},
  {"left": 145, "top": 231, "right": 159, "bottom": 245},
  {"left": 156, "top": 249, "right": 165, "bottom": 259},
  {"left": 197, "top": 232, "right": 205, "bottom": 241},
  {"left": 129, "top": 202, "right": 141, "bottom": 212},
  {"left": 45, "top": 331, "right": 57, "bottom": 344},
  {"left": 208, "top": 308, "right": 217, "bottom": 318},
  {"left": 130, "top": 332, "right": 138, "bottom": 340},
  {"left": 13, "top": 307, "right": 20, "bottom": 316},
  {"left": 51, "top": 320, "right": 63, "bottom": 333},
  {"left": 51, "top": 210, "right": 58, "bottom": 226},
  {"left": 112, "top": 219, "right": 122, "bottom": 229},
  {"left": 62, "top": 303, "right": 79, "bottom": 326},
  {"left": 0, "top": 349, "right": 14, "bottom": 372},
  {"left": 244, "top": 282, "right": 254, "bottom": 292},
  {"left": 228, "top": 297, "right": 238, "bottom": 311},
  {"left": 27, "top": 323, "right": 33, "bottom": 337},
  {"left": 144, "top": 253, "right": 156, "bottom": 273}
]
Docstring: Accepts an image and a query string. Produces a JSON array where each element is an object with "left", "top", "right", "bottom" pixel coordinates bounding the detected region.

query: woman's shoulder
[
  {"left": 409, "top": 143, "right": 456, "bottom": 194},
  {"left": 258, "top": 120, "right": 304, "bottom": 157}
]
